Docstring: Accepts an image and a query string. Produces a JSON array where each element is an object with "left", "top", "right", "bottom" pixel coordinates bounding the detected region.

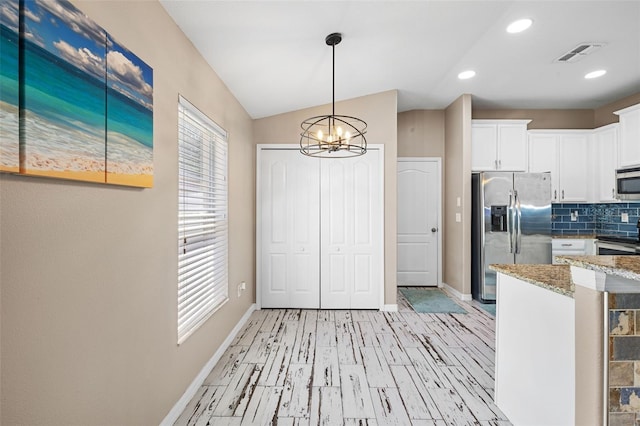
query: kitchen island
[
  {"left": 491, "top": 264, "right": 575, "bottom": 425},
  {"left": 492, "top": 256, "right": 640, "bottom": 426}
]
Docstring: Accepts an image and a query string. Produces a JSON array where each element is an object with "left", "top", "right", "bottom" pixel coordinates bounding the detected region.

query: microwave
[{"left": 616, "top": 167, "right": 640, "bottom": 200}]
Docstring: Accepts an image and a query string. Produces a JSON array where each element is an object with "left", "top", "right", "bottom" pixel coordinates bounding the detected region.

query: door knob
[{"left": 431, "top": 228, "right": 437, "bottom": 232}]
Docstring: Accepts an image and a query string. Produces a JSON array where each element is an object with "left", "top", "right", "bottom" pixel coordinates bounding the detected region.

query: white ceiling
[{"left": 159, "top": 0, "right": 640, "bottom": 119}]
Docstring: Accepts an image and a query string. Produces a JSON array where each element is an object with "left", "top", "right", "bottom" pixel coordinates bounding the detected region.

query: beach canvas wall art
[
  {"left": 4, "top": 0, "right": 153, "bottom": 187},
  {"left": 106, "top": 35, "right": 154, "bottom": 187},
  {"left": 0, "top": 0, "right": 20, "bottom": 173},
  {"left": 21, "top": 0, "right": 107, "bottom": 183}
]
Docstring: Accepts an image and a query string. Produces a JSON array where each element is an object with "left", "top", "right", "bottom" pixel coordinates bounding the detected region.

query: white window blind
[{"left": 177, "top": 96, "right": 228, "bottom": 344}]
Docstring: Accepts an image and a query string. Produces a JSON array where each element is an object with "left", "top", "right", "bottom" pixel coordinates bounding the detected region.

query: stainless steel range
[{"left": 596, "top": 235, "right": 640, "bottom": 255}]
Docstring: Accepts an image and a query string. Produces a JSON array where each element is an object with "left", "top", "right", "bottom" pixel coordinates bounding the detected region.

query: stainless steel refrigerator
[{"left": 471, "top": 172, "right": 552, "bottom": 302}]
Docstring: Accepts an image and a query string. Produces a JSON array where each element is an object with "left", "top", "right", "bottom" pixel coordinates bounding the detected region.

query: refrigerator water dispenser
[{"left": 490, "top": 205, "right": 507, "bottom": 232}]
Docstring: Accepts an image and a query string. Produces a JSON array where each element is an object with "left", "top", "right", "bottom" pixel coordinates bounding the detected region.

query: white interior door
[
  {"left": 397, "top": 158, "right": 440, "bottom": 286},
  {"left": 258, "top": 149, "right": 320, "bottom": 308},
  {"left": 321, "top": 149, "right": 383, "bottom": 309}
]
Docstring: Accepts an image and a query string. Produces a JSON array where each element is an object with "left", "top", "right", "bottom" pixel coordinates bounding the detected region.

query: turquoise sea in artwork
[
  {"left": 0, "top": 22, "right": 19, "bottom": 171},
  {"left": 19, "top": 26, "right": 153, "bottom": 179}
]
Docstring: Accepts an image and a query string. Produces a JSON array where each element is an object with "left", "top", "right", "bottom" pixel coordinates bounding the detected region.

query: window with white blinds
[{"left": 177, "top": 96, "right": 228, "bottom": 344}]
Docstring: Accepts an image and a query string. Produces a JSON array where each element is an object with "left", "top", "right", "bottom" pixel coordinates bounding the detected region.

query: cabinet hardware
[
  {"left": 554, "top": 190, "right": 557, "bottom": 200},
  {"left": 494, "top": 159, "right": 498, "bottom": 169},
  {"left": 498, "top": 159, "right": 502, "bottom": 168},
  {"left": 562, "top": 190, "right": 565, "bottom": 200},
  {"left": 612, "top": 188, "right": 615, "bottom": 198},
  {"left": 431, "top": 228, "right": 437, "bottom": 232}
]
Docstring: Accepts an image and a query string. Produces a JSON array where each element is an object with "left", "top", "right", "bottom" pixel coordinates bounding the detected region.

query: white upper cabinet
[
  {"left": 528, "top": 131, "right": 590, "bottom": 203},
  {"left": 615, "top": 104, "right": 640, "bottom": 168},
  {"left": 528, "top": 133, "right": 559, "bottom": 201},
  {"left": 472, "top": 120, "right": 530, "bottom": 171},
  {"left": 557, "top": 133, "right": 590, "bottom": 203},
  {"left": 593, "top": 124, "right": 619, "bottom": 203}
]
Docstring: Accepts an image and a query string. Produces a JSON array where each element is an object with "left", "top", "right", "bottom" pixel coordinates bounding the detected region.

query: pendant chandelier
[{"left": 300, "top": 33, "right": 367, "bottom": 157}]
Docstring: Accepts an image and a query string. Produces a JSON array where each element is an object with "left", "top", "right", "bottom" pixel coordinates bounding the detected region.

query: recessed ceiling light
[
  {"left": 507, "top": 18, "right": 533, "bottom": 34},
  {"left": 458, "top": 70, "right": 476, "bottom": 80},
  {"left": 585, "top": 70, "right": 607, "bottom": 79}
]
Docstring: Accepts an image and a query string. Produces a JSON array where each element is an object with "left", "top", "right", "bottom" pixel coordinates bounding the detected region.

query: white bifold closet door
[
  {"left": 258, "top": 146, "right": 382, "bottom": 309},
  {"left": 259, "top": 149, "right": 320, "bottom": 309},
  {"left": 320, "top": 150, "right": 382, "bottom": 309}
]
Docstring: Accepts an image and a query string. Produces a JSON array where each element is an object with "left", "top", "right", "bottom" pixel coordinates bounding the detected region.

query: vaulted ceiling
[{"left": 160, "top": 1, "right": 640, "bottom": 119}]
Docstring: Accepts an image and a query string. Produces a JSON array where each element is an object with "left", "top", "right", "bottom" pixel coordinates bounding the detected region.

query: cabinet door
[
  {"left": 558, "top": 134, "right": 590, "bottom": 203},
  {"left": 595, "top": 125, "right": 618, "bottom": 202},
  {"left": 528, "top": 134, "right": 559, "bottom": 202},
  {"left": 497, "top": 124, "right": 527, "bottom": 171},
  {"left": 618, "top": 107, "right": 640, "bottom": 168},
  {"left": 259, "top": 149, "right": 320, "bottom": 308},
  {"left": 472, "top": 124, "right": 498, "bottom": 171},
  {"left": 320, "top": 150, "right": 382, "bottom": 309}
]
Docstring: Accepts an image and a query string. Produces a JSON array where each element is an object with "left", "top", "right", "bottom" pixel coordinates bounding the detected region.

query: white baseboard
[
  {"left": 381, "top": 304, "right": 398, "bottom": 312},
  {"left": 160, "top": 303, "right": 257, "bottom": 426},
  {"left": 441, "top": 282, "right": 472, "bottom": 301}
]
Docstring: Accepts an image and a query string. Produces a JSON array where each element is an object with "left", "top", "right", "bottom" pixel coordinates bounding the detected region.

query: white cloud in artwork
[
  {"left": 23, "top": 5, "right": 41, "bottom": 23},
  {"left": 36, "top": 0, "right": 104, "bottom": 46},
  {"left": 24, "top": 30, "right": 46, "bottom": 49},
  {"left": 107, "top": 50, "right": 153, "bottom": 108},
  {"left": 53, "top": 39, "right": 104, "bottom": 81},
  {"left": 0, "top": 1, "right": 19, "bottom": 31}
]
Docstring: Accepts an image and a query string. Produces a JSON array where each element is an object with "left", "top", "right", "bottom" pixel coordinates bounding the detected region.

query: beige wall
[
  {"left": 473, "top": 92, "right": 640, "bottom": 130},
  {"left": 0, "top": 1, "right": 255, "bottom": 424},
  {"left": 443, "top": 95, "right": 473, "bottom": 295},
  {"left": 254, "top": 90, "right": 398, "bottom": 305},
  {"left": 594, "top": 92, "right": 640, "bottom": 128},
  {"left": 472, "top": 108, "right": 594, "bottom": 129},
  {"left": 397, "top": 110, "right": 445, "bottom": 157}
]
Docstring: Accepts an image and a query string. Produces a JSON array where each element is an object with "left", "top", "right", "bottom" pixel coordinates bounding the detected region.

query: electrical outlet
[
  {"left": 621, "top": 212, "right": 629, "bottom": 223},
  {"left": 237, "top": 281, "right": 247, "bottom": 298},
  {"left": 455, "top": 213, "right": 461, "bottom": 223},
  {"left": 570, "top": 211, "right": 578, "bottom": 222}
]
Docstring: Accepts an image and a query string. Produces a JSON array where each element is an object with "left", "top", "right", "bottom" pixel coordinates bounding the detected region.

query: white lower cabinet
[
  {"left": 552, "top": 239, "right": 596, "bottom": 263},
  {"left": 257, "top": 146, "right": 383, "bottom": 309}
]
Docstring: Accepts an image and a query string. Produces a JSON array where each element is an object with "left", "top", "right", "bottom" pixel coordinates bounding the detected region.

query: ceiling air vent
[{"left": 555, "top": 43, "right": 605, "bottom": 63}]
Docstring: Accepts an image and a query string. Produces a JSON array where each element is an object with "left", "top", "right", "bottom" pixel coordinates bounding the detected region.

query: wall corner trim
[
  {"left": 160, "top": 303, "right": 257, "bottom": 425},
  {"left": 441, "top": 283, "right": 472, "bottom": 301},
  {"left": 381, "top": 304, "right": 398, "bottom": 312}
]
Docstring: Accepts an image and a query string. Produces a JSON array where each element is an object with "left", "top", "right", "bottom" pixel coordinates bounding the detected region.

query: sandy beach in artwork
[
  {"left": 0, "top": 101, "right": 19, "bottom": 172},
  {"left": 17, "top": 108, "right": 153, "bottom": 186}
]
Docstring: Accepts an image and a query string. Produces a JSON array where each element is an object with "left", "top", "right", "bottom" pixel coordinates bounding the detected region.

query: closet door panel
[
  {"left": 321, "top": 151, "right": 381, "bottom": 309},
  {"left": 260, "top": 150, "right": 320, "bottom": 308}
]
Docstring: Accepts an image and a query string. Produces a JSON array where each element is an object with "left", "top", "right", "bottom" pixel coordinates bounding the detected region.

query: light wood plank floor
[{"left": 175, "top": 290, "right": 511, "bottom": 425}]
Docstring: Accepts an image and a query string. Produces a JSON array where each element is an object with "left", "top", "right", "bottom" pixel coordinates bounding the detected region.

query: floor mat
[
  {"left": 399, "top": 287, "right": 467, "bottom": 314},
  {"left": 477, "top": 302, "right": 496, "bottom": 316}
]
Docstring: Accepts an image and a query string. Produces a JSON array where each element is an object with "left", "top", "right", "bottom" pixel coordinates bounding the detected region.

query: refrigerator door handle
[
  {"left": 515, "top": 190, "right": 522, "bottom": 254},
  {"left": 507, "top": 190, "right": 514, "bottom": 253}
]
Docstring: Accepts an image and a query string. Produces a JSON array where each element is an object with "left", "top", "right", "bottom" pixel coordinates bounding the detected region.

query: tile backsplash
[{"left": 552, "top": 202, "right": 640, "bottom": 237}]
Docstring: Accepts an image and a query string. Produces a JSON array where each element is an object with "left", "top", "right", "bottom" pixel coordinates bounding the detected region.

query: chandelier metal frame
[{"left": 300, "top": 33, "right": 367, "bottom": 158}]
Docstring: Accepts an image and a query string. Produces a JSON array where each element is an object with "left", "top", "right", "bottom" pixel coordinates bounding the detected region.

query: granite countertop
[
  {"left": 490, "top": 264, "right": 574, "bottom": 298},
  {"left": 555, "top": 255, "right": 640, "bottom": 282}
]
